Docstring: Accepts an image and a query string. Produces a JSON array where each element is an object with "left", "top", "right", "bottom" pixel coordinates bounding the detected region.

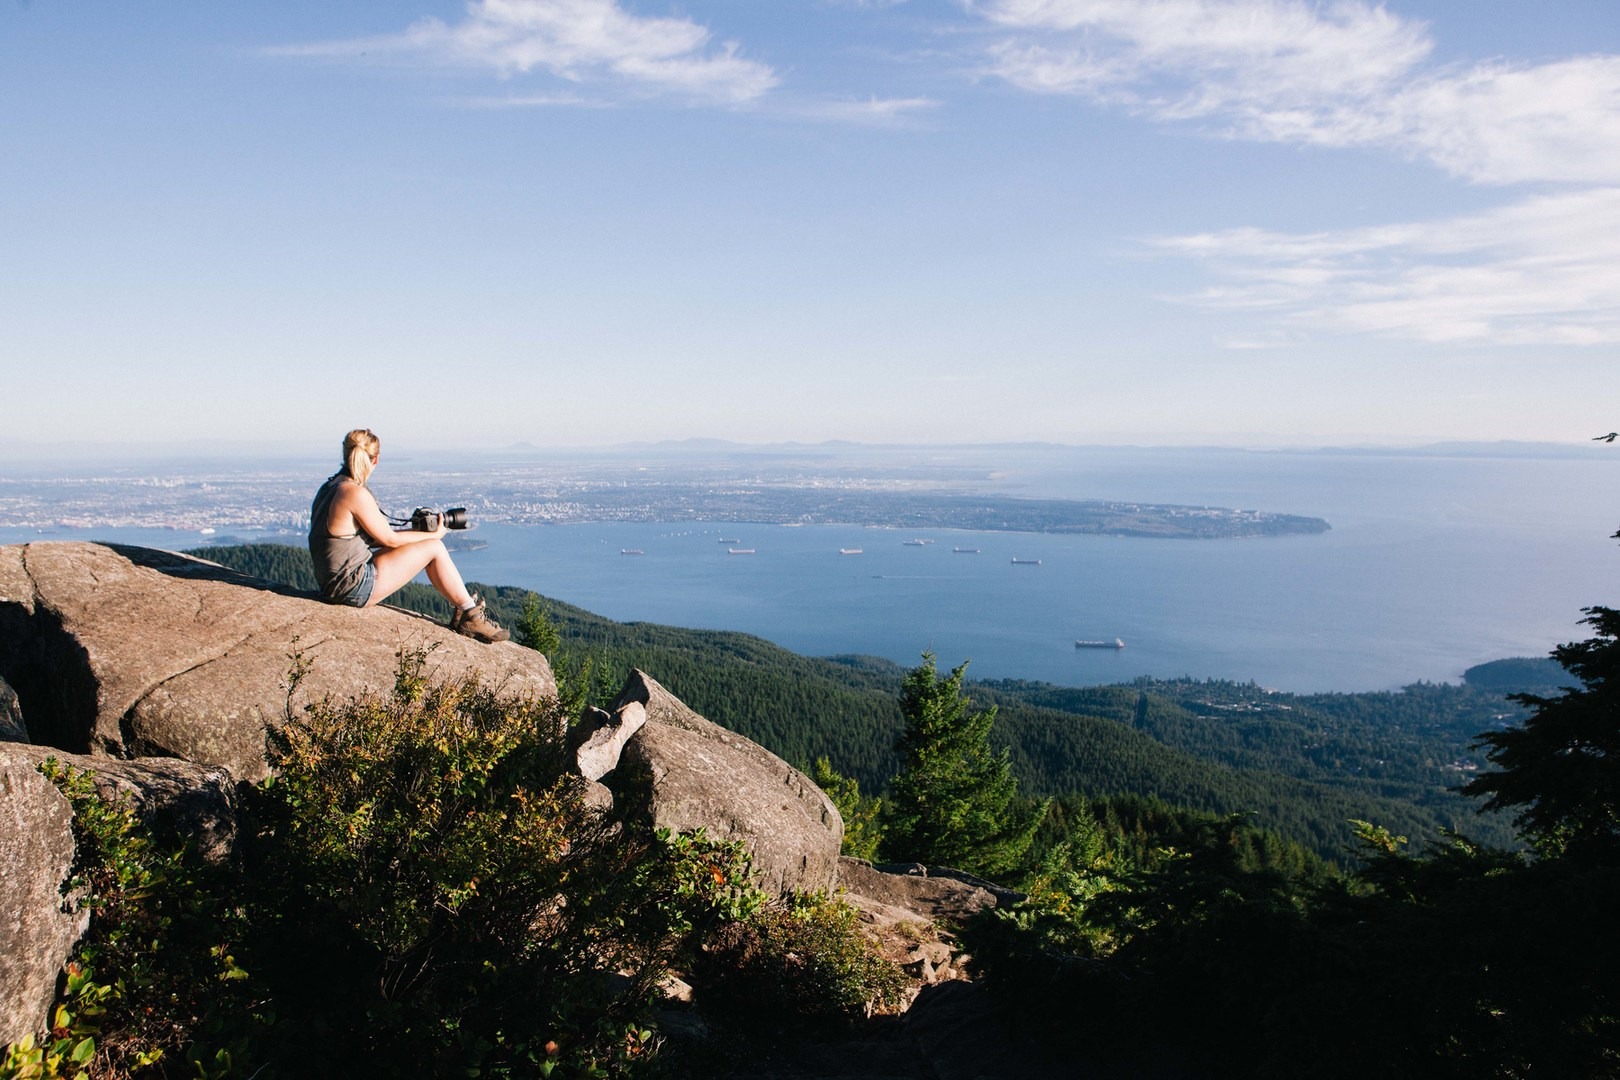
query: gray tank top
[{"left": 308, "top": 472, "right": 374, "bottom": 599}]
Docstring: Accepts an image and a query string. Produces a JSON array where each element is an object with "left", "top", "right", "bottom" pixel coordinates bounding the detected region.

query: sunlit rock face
[
  {"left": 605, "top": 669, "right": 844, "bottom": 897},
  {"left": 0, "top": 542, "right": 556, "bottom": 782},
  {"left": 0, "top": 747, "right": 88, "bottom": 1047}
]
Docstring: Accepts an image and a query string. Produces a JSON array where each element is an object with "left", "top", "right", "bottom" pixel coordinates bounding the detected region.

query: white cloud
[
  {"left": 273, "top": 0, "right": 777, "bottom": 105},
  {"left": 1385, "top": 58, "right": 1620, "bottom": 186},
  {"left": 1156, "top": 188, "right": 1620, "bottom": 345},
  {"left": 970, "top": 1, "right": 1620, "bottom": 346},
  {"left": 976, "top": 0, "right": 1430, "bottom": 107},
  {"left": 796, "top": 95, "right": 942, "bottom": 125},
  {"left": 970, "top": 0, "right": 1620, "bottom": 186}
]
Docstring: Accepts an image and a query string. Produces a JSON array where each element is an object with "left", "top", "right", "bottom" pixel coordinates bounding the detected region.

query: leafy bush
[
  {"left": 694, "top": 892, "right": 907, "bottom": 1029},
  {"left": 245, "top": 646, "right": 760, "bottom": 1078}
]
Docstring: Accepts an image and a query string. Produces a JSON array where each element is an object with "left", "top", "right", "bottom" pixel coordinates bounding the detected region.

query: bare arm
[{"left": 339, "top": 483, "right": 447, "bottom": 549}]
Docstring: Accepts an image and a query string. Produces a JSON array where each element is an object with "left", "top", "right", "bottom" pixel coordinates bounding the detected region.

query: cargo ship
[
  {"left": 620, "top": 548, "right": 644, "bottom": 555},
  {"left": 1011, "top": 558, "right": 1042, "bottom": 565},
  {"left": 840, "top": 548, "right": 863, "bottom": 555},
  {"left": 728, "top": 548, "right": 755, "bottom": 555},
  {"left": 954, "top": 547, "right": 980, "bottom": 554},
  {"left": 1075, "top": 638, "right": 1126, "bottom": 649}
]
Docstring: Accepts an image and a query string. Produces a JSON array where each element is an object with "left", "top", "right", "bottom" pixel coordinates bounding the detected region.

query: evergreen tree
[
  {"left": 880, "top": 653, "right": 1042, "bottom": 878},
  {"left": 513, "top": 591, "right": 561, "bottom": 657},
  {"left": 1465, "top": 605, "right": 1620, "bottom": 864},
  {"left": 812, "top": 757, "right": 885, "bottom": 861}
]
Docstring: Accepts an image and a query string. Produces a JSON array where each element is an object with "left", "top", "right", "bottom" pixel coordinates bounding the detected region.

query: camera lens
[{"left": 445, "top": 507, "right": 469, "bottom": 530}]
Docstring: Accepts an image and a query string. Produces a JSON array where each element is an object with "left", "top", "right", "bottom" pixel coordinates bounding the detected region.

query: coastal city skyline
[{"left": 5, "top": 1, "right": 1619, "bottom": 452}]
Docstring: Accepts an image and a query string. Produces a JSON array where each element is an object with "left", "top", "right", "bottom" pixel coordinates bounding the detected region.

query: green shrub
[
  {"left": 246, "top": 646, "right": 760, "bottom": 1078},
  {"left": 695, "top": 892, "right": 907, "bottom": 1029}
]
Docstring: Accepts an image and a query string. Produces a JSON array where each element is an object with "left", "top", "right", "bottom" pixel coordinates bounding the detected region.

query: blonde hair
[{"left": 342, "top": 428, "right": 380, "bottom": 485}]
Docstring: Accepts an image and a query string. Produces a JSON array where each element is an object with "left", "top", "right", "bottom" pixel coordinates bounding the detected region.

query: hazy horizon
[{"left": 2, "top": 434, "right": 1615, "bottom": 467}]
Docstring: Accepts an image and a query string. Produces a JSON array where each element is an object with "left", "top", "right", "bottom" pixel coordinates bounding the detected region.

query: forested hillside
[{"left": 190, "top": 543, "right": 1523, "bottom": 858}]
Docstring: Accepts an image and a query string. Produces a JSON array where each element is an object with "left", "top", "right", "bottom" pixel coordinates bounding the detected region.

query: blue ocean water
[{"left": 8, "top": 448, "right": 1616, "bottom": 692}]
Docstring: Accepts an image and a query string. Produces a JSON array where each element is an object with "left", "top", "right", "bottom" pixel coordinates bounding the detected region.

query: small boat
[
  {"left": 728, "top": 548, "right": 756, "bottom": 555},
  {"left": 1076, "top": 638, "right": 1126, "bottom": 650},
  {"left": 954, "top": 547, "right": 980, "bottom": 554},
  {"left": 620, "top": 548, "right": 644, "bottom": 555},
  {"left": 840, "top": 548, "right": 863, "bottom": 555},
  {"left": 1011, "top": 558, "right": 1042, "bottom": 565},
  {"left": 903, "top": 538, "right": 933, "bottom": 546}
]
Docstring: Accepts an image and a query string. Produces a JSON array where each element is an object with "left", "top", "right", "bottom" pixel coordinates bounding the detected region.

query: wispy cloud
[
  {"left": 1156, "top": 188, "right": 1620, "bottom": 345},
  {"left": 795, "top": 95, "right": 942, "bottom": 125},
  {"left": 969, "top": 1, "right": 1620, "bottom": 345},
  {"left": 271, "top": 0, "right": 777, "bottom": 105},
  {"left": 977, "top": 0, "right": 1428, "bottom": 109},
  {"left": 458, "top": 91, "right": 615, "bottom": 109},
  {"left": 970, "top": 0, "right": 1620, "bottom": 186}
]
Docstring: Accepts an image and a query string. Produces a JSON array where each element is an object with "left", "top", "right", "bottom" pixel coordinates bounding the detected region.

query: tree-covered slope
[{"left": 189, "top": 543, "right": 1520, "bottom": 857}]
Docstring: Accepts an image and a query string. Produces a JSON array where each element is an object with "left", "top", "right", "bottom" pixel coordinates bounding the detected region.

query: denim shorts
[{"left": 329, "top": 562, "right": 377, "bottom": 608}]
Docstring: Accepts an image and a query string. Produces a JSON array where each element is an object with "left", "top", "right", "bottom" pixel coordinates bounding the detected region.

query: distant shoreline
[
  {"left": 524, "top": 491, "right": 1332, "bottom": 540},
  {"left": 0, "top": 490, "right": 1330, "bottom": 541},
  {"left": 0, "top": 468, "right": 1330, "bottom": 539}
]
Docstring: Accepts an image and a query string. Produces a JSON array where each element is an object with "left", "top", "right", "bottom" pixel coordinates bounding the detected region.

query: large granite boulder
[
  {"left": 0, "top": 747, "right": 88, "bottom": 1047},
  {"left": 606, "top": 670, "right": 843, "bottom": 896},
  {"left": 0, "top": 542, "right": 556, "bottom": 782},
  {"left": 835, "top": 858, "right": 1018, "bottom": 925},
  {"left": 0, "top": 744, "right": 242, "bottom": 1045}
]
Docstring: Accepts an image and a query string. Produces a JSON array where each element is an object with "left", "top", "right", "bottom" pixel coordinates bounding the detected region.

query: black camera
[{"left": 409, "top": 506, "right": 470, "bottom": 531}]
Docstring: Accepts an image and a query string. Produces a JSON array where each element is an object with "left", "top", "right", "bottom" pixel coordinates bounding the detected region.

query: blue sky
[{"left": 5, "top": 1, "right": 1619, "bottom": 451}]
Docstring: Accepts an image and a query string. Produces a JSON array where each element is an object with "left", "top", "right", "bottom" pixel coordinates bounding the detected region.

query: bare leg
[{"left": 366, "top": 540, "right": 474, "bottom": 609}]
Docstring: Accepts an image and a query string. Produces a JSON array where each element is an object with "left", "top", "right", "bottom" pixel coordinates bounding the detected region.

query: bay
[{"left": 6, "top": 447, "right": 1615, "bottom": 693}]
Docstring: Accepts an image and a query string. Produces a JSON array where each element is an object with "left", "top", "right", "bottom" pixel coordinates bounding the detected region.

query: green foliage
[
  {"left": 881, "top": 654, "right": 1043, "bottom": 878},
  {"left": 0, "top": 761, "right": 260, "bottom": 1080},
  {"left": 981, "top": 676, "right": 1523, "bottom": 854},
  {"left": 1463, "top": 655, "right": 1575, "bottom": 695},
  {"left": 1465, "top": 606, "right": 1620, "bottom": 863},
  {"left": 196, "top": 543, "right": 1517, "bottom": 862},
  {"left": 514, "top": 591, "right": 562, "bottom": 657},
  {"left": 188, "top": 544, "right": 318, "bottom": 592},
  {"left": 0, "top": 964, "right": 114, "bottom": 1080},
  {"left": 512, "top": 590, "right": 618, "bottom": 722},
  {"left": 694, "top": 893, "right": 907, "bottom": 1028},
  {"left": 248, "top": 646, "right": 761, "bottom": 1077},
  {"left": 964, "top": 607, "right": 1620, "bottom": 1076},
  {"left": 810, "top": 758, "right": 883, "bottom": 862}
]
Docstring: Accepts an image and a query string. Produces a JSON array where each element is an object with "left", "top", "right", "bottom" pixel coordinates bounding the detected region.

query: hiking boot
[{"left": 450, "top": 596, "right": 509, "bottom": 643}]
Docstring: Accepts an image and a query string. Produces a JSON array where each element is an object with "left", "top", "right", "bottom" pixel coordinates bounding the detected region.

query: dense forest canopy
[{"left": 189, "top": 543, "right": 1526, "bottom": 860}]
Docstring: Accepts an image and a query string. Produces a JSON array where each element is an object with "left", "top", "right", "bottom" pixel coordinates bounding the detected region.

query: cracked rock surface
[{"left": 0, "top": 542, "right": 556, "bottom": 781}]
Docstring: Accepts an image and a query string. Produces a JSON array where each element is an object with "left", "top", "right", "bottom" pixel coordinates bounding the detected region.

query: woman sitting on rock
[{"left": 308, "top": 428, "right": 507, "bottom": 642}]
